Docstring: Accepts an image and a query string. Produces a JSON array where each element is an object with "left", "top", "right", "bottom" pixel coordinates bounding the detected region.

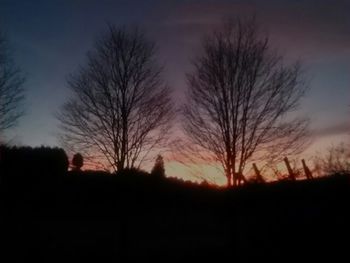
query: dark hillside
[{"left": 0, "top": 160, "right": 349, "bottom": 261}]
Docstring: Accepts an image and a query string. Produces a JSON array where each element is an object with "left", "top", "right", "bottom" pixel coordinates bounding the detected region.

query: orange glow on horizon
[
  {"left": 165, "top": 160, "right": 227, "bottom": 185},
  {"left": 68, "top": 134, "right": 350, "bottom": 185}
]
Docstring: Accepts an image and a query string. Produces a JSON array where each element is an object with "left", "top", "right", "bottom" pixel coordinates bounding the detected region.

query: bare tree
[
  {"left": 313, "top": 143, "right": 350, "bottom": 176},
  {"left": 58, "top": 25, "right": 173, "bottom": 172},
  {"left": 183, "top": 18, "right": 309, "bottom": 187},
  {"left": 0, "top": 31, "right": 25, "bottom": 135}
]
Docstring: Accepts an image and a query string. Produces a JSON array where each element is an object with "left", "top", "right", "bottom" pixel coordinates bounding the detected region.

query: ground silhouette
[{"left": 0, "top": 146, "right": 349, "bottom": 262}]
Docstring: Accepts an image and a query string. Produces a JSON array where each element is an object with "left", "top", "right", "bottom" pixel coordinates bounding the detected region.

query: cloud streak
[
  {"left": 158, "top": 0, "right": 350, "bottom": 59},
  {"left": 312, "top": 122, "right": 350, "bottom": 137}
]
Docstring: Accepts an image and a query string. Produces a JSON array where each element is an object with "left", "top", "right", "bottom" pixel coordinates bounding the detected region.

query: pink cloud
[{"left": 155, "top": 0, "right": 350, "bottom": 59}]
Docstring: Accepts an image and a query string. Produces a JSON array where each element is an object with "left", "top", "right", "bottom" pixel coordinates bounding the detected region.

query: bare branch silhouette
[
  {"left": 183, "top": 18, "right": 309, "bottom": 187},
  {"left": 0, "top": 31, "right": 25, "bottom": 135},
  {"left": 58, "top": 25, "right": 174, "bottom": 172},
  {"left": 313, "top": 142, "right": 350, "bottom": 176}
]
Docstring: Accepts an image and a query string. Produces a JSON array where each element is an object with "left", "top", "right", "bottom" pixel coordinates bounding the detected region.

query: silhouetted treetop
[
  {"left": 58, "top": 24, "right": 173, "bottom": 172},
  {"left": 182, "top": 17, "right": 309, "bottom": 187},
  {"left": 151, "top": 154, "right": 165, "bottom": 178}
]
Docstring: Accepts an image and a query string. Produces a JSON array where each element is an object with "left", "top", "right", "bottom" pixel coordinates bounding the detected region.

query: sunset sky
[{"left": 1, "top": 0, "right": 349, "bottom": 182}]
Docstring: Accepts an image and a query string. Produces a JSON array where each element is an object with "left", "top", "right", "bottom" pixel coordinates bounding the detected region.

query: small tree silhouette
[
  {"left": 72, "top": 153, "right": 83, "bottom": 171},
  {"left": 151, "top": 154, "right": 165, "bottom": 178}
]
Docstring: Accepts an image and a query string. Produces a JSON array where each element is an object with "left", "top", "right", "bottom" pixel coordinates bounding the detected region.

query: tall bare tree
[
  {"left": 183, "top": 18, "right": 309, "bottom": 187},
  {"left": 0, "top": 31, "right": 25, "bottom": 135},
  {"left": 58, "top": 25, "right": 173, "bottom": 172}
]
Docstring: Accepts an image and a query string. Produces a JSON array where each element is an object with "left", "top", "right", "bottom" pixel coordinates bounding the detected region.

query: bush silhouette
[
  {"left": 72, "top": 153, "right": 84, "bottom": 171},
  {"left": 0, "top": 145, "right": 69, "bottom": 183}
]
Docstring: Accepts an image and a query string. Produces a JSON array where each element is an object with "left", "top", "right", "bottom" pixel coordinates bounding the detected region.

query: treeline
[
  {"left": 0, "top": 146, "right": 173, "bottom": 186},
  {"left": 0, "top": 145, "right": 68, "bottom": 184},
  {"left": 1, "top": 145, "right": 348, "bottom": 187}
]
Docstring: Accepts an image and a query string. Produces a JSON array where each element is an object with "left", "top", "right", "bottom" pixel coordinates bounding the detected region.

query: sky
[{"left": 0, "top": 0, "right": 349, "bottom": 182}]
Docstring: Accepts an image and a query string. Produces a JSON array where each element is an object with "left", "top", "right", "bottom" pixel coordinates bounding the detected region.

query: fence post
[
  {"left": 302, "top": 159, "right": 313, "bottom": 179},
  {"left": 252, "top": 163, "right": 264, "bottom": 183},
  {"left": 284, "top": 157, "right": 296, "bottom": 180}
]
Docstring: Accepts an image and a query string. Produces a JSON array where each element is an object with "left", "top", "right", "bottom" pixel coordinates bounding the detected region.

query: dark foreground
[{"left": 1, "top": 171, "right": 349, "bottom": 262}]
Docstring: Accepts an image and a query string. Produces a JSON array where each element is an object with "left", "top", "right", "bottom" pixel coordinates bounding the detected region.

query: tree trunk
[{"left": 226, "top": 174, "right": 232, "bottom": 187}]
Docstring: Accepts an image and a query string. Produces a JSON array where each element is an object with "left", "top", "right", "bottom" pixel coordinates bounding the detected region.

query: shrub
[{"left": 72, "top": 153, "right": 84, "bottom": 171}]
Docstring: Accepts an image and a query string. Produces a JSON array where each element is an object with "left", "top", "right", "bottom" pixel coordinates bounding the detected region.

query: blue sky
[{"left": 1, "top": 0, "right": 349, "bottom": 155}]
